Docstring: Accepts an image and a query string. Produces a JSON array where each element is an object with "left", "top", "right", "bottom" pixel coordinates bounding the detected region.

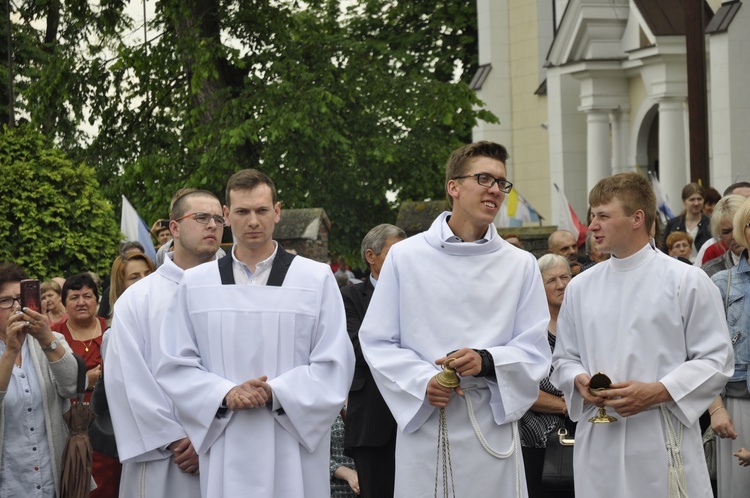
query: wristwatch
[{"left": 41, "top": 339, "right": 58, "bottom": 352}]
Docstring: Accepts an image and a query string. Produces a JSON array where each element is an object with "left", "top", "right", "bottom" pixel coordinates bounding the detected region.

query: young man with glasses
[
  {"left": 153, "top": 189, "right": 226, "bottom": 268},
  {"left": 153, "top": 169, "right": 354, "bottom": 498},
  {"left": 360, "top": 141, "right": 551, "bottom": 497},
  {"left": 105, "top": 188, "right": 225, "bottom": 498}
]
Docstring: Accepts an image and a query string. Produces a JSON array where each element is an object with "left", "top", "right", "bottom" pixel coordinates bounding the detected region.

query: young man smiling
[
  {"left": 360, "top": 141, "right": 550, "bottom": 497},
  {"left": 550, "top": 172, "right": 733, "bottom": 498}
]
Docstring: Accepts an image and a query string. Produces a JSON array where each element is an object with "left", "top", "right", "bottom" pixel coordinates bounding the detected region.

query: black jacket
[
  {"left": 340, "top": 278, "right": 397, "bottom": 448},
  {"left": 663, "top": 213, "right": 711, "bottom": 254}
]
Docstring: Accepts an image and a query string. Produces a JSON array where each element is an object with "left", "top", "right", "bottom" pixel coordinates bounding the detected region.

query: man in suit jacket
[{"left": 341, "top": 224, "right": 406, "bottom": 498}]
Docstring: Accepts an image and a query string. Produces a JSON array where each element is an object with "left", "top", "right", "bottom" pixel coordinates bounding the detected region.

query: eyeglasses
[
  {"left": 172, "top": 212, "right": 226, "bottom": 227},
  {"left": 453, "top": 173, "right": 513, "bottom": 193},
  {"left": 0, "top": 296, "right": 21, "bottom": 309}
]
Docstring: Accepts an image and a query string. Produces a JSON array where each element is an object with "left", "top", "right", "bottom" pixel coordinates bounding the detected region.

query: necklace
[
  {"left": 67, "top": 320, "right": 101, "bottom": 353},
  {"left": 82, "top": 339, "right": 94, "bottom": 352}
]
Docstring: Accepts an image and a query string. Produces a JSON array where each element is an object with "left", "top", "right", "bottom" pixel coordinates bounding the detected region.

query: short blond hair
[
  {"left": 589, "top": 172, "right": 656, "bottom": 233},
  {"left": 733, "top": 198, "right": 750, "bottom": 250}
]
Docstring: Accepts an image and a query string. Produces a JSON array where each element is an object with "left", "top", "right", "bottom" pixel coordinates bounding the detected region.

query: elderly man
[
  {"left": 360, "top": 141, "right": 551, "bottom": 497},
  {"left": 550, "top": 172, "right": 733, "bottom": 498},
  {"left": 106, "top": 188, "right": 224, "bottom": 498},
  {"left": 580, "top": 230, "right": 610, "bottom": 272},
  {"left": 341, "top": 223, "right": 406, "bottom": 498},
  {"left": 155, "top": 169, "right": 354, "bottom": 497},
  {"left": 548, "top": 230, "right": 581, "bottom": 275}
]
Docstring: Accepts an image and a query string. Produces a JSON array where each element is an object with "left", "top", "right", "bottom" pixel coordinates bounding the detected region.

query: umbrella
[{"left": 60, "top": 354, "right": 96, "bottom": 498}]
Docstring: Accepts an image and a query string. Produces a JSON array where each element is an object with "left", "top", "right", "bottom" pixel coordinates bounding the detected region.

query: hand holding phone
[{"left": 20, "top": 279, "right": 41, "bottom": 313}]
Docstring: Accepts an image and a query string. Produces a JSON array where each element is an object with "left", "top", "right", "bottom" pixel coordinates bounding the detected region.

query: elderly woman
[
  {"left": 702, "top": 195, "right": 747, "bottom": 277},
  {"left": 666, "top": 231, "right": 693, "bottom": 261},
  {"left": 710, "top": 197, "right": 750, "bottom": 498},
  {"left": 41, "top": 280, "right": 67, "bottom": 327},
  {"left": 520, "top": 254, "right": 573, "bottom": 498},
  {"left": 52, "top": 273, "right": 120, "bottom": 498},
  {"left": 0, "top": 263, "right": 78, "bottom": 496}
]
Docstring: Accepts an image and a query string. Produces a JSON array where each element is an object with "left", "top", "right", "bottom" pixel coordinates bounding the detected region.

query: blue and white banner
[
  {"left": 649, "top": 172, "right": 675, "bottom": 224},
  {"left": 120, "top": 195, "right": 157, "bottom": 262}
]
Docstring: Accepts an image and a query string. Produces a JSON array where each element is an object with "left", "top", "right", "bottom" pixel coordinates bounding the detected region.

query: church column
[
  {"left": 658, "top": 98, "right": 688, "bottom": 213},
  {"left": 610, "top": 107, "right": 631, "bottom": 174},
  {"left": 585, "top": 110, "right": 612, "bottom": 193}
]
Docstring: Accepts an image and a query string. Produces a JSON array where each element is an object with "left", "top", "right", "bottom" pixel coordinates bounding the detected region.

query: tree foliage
[
  {"left": 0, "top": 125, "right": 121, "bottom": 278},
  {"left": 4, "top": 0, "right": 496, "bottom": 262}
]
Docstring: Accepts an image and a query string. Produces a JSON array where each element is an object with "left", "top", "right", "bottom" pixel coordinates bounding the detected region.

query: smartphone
[
  {"left": 158, "top": 219, "right": 170, "bottom": 229},
  {"left": 20, "top": 279, "right": 41, "bottom": 313}
]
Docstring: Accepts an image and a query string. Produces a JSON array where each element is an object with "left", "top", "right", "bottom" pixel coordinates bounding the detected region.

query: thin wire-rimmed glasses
[
  {"left": 452, "top": 173, "right": 513, "bottom": 193},
  {"left": 172, "top": 212, "right": 226, "bottom": 227},
  {"left": 0, "top": 296, "right": 21, "bottom": 309}
]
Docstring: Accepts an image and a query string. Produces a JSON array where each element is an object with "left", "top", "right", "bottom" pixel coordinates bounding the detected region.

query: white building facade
[{"left": 473, "top": 0, "right": 749, "bottom": 223}]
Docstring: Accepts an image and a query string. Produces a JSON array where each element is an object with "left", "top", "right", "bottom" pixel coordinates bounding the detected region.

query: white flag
[
  {"left": 120, "top": 195, "right": 157, "bottom": 262},
  {"left": 648, "top": 172, "right": 675, "bottom": 225}
]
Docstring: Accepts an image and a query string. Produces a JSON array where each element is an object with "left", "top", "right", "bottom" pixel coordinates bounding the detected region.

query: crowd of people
[{"left": 0, "top": 142, "right": 749, "bottom": 498}]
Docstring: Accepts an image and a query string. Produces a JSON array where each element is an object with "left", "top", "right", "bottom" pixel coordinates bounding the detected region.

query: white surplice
[
  {"left": 550, "top": 242, "right": 734, "bottom": 498},
  {"left": 359, "top": 212, "right": 551, "bottom": 498},
  {"left": 105, "top": 254, "right": 201, "bottom": 498},
  {"left": 154, "top": 253, "right": 354, "bottom": 498}
]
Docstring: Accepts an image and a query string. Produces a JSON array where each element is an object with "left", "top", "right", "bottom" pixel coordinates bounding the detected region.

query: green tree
[
  {"left": 85, "top": 0, "right": 495, "bottom": 259},
  {"left": 1, "top": 0, "right": 128, "bottom": 148},
  {"left": 0, "top": 125, "right": 121, "bottom": 278},
  {"left": 2, "top": 0, "right": 495, "bottom": 260}
]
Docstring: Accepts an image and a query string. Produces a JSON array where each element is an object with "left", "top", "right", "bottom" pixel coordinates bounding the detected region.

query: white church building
[{"left": 472, "top": 0, "right": 749, "bottom": 225}]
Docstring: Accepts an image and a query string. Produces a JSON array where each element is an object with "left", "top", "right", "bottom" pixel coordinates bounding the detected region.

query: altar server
[
  {"left": 550, "top": 172, "right": 733, "bottom": 497},
  {"left": 106, "top": 188, "right": 224, "bottom": 498},
  {"left": 155, "top": 169, "right": 354, "bottom": 497},
  {"left": 360, "top": 141, "right": 551, "bottom": 497}
]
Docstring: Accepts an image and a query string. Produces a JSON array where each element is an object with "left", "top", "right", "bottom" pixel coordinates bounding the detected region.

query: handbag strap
[{"left": 725, "top": 268, "right": 732, "bottom": 315}]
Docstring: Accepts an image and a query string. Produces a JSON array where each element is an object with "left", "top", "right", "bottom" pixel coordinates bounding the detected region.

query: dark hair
[
  {"left": 225, "top": 169, "right": 277, "bottom": 206},
  {"left": 170, "top": 189, "right": 220, "bottom": 220},
  {"left": 0, "top": 263, "right": 28, "bottom": 294},
  {"left": 444, "top": 141, "right": 509, "bottom": 208},
  {"left": 117, "top": 241, "right": 145, "bottom": 256},
  {"left": 61, "top": 273, "right": 99, "bottom": 305},
  {"left": 724, "top": 182, "right": 750, "bottom": 196},
  {"left": 703, "top": 187, "right": 721, "bottom": 206}
]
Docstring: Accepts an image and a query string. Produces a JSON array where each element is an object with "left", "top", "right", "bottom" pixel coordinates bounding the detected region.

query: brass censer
[
  {"left": 436, "top": 358, "right": 461, "bottom": 388},
  {"left": 434, "top": 358, "right": 459, "bottom": 498},
  {"left": 588, "top": 372, "right": 617, "bottom": 424}
]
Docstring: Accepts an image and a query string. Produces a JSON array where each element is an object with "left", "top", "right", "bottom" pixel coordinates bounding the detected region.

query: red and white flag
[{"left": 554, "top": 184, "right": 588, "bottom": 247}]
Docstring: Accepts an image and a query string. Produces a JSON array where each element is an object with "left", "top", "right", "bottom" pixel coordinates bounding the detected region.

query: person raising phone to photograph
[{"left": 0, "top": 263, "right": 78, "bottom": 497}]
